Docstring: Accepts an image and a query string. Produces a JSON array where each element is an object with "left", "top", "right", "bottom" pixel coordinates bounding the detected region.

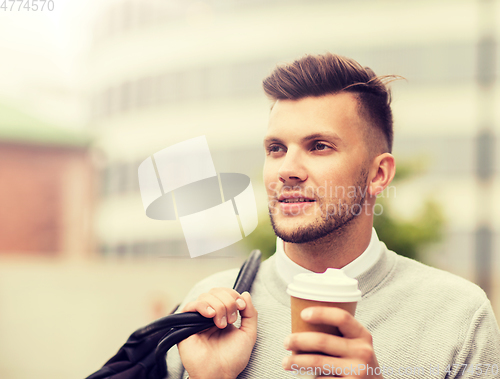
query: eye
[
  {"left": 266, "top": 144, "right": 286, "bottom": 154},
  {"left": 312, "top": 142, "right": 331, "bottom": 151}
]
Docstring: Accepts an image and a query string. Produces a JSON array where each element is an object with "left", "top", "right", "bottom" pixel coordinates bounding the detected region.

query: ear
[{"left": 367, "top": 153, "right": 396, "bottom": 197}]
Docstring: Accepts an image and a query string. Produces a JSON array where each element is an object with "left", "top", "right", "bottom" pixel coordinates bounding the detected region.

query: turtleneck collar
[{"left": 275, "top": 227, "right": 383, "bottom": 285}]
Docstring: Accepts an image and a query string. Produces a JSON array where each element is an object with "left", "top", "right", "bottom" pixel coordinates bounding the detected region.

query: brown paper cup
[
  {"left": 287, "top": 269, "right": 361, "bottom": 379},
  {"left": 290, "top": 296, "right": 357, "bottom": 354}
]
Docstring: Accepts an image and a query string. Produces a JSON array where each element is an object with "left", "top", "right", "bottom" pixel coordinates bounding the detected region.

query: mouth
[
  {"left": 278, "top": 198, "right": 316, "bottom": 204},
  {"left": 274, "top": 193, "right": 317, "bottom": 215},
  {"left": 275, "top": 197, "right": 316, "bottom": 215}
]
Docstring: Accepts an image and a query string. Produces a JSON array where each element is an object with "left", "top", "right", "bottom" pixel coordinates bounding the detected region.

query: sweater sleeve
[{"left": 450, "top": 299, "right": 500, "bottom": 378}]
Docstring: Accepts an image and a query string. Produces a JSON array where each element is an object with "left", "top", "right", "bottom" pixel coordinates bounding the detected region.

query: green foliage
[
  {"left": 373, "top": 199, "right": 444, "bottom": 262},
  {"left": 373, "top": 159, "right": 445, "bottom": 262},
  {"left": 242, "top": 215, "right": 277, "bottom": 260}
]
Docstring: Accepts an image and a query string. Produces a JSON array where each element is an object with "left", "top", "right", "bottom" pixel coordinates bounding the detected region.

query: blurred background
[{"left": 0, "top": 0, "right": 499, "bottom": 378}]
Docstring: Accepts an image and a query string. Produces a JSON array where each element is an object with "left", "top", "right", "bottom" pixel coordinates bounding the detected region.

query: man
[{"left": 166, "top": 53, "right": 500, "bottom": 378}]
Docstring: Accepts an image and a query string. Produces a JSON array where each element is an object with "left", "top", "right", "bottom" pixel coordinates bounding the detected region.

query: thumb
[{"left": 238, "top": 291, "right": 257, "bottom": 338}]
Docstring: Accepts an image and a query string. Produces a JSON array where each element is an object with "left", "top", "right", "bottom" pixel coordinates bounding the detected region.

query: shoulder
[
  {"left": 184, "top": 267, "right": 241, "bottom": 300},
  {"left": 177, "top": 254, "right": 276, "bottom": 310},
  {"left": 186, "top": 254, "right": 276, "bottom": 296},
  {"left": 173, "top": 267, "right": 240, "bottom": 313},
  {"left": 389, "top": 250, "right": 487, "bottom": 309},
  {"left": 391, "top": 255, "right": 500, "bottom": 364}
]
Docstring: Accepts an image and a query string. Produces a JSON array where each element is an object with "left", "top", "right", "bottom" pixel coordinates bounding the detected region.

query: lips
[
  {"left": 276, "top": 193, "right": 316, "bottom": 216},
  {"left": 278, "top": 193, "right": 316, "bottom": 203},
  {"left": 280, "top": 198, "right": 315, "bottom": 203}
]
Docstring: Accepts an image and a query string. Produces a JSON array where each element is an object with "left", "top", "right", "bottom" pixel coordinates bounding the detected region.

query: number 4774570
[{"left": 1, "top": 0, "right": 55, "bottom": 11}]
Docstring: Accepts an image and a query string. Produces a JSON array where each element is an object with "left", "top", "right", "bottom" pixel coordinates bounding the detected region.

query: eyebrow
[{"left": 263, "top": 132, "right": 343, "bottom": 147}]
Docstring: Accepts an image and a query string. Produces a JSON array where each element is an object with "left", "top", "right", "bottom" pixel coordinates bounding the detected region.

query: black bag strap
[
  {"left": 86, "top": 249, "right": 262, "bottom": 379},
  {"left": 232, "top": 248, "right": 262, "bottom": 294}
]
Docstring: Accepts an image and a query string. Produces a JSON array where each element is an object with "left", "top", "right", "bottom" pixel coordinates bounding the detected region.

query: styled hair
[{"left": 262, "top": 53, "right": 398, "bottom": 153}]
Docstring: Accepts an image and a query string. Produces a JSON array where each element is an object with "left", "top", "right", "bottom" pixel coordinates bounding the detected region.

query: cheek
[
  {"left": 313, "top": 171, "right": 352, "bottom": 199},
  {"left": 263, "top": 162, "right": 277, "bottom": 194},
  {"left": 265, "top": 180, "right": 279, "bottom": 196}
]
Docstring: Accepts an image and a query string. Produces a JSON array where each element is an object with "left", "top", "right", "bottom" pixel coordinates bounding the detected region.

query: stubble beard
[{"left": 269, "top": 169, "right": 369, "bottom": 244}]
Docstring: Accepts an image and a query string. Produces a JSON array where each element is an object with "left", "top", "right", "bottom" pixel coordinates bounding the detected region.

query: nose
[{"left": 278, "top": 149, "right": 308, "bottom": 184}]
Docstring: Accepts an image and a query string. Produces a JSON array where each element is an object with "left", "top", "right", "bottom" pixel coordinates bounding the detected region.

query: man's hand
[
  {"left": 177, "top": 288, "right": 257, "bottom": 379},
  {"left": 282, "top": 307, "right": 383, "bottom": 378}
]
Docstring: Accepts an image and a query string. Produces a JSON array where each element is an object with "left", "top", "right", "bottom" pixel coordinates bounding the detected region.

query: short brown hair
[{"left": 262, "top": 53, "right": 397, "bottom": 153}]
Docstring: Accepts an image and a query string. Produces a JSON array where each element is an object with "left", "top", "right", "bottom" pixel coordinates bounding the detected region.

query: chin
[
  {"left": 271, "top": 216, "right": 325, "bottom": 244},
  {"left": 274, "top": 228, "right": 324, "bottom": 244},
  {"left": 273, "top": 214, "right": 316, "bottom": 229},
  {"left": 270, "top": 208, "right": 357, "bottom": 244}
]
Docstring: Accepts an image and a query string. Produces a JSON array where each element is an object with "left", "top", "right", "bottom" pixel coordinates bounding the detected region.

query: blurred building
[
  {"left": 0, "top": 102, "right": 94, "bottom": 258},
  {"left": 86, "top": 0, "right": 500, "bottom": 299},
  {"left": 1, "top": 1, "right": 498, "bottom": 379},
  {"left": 0, "top": 103, "right": 244, "bottom": 379},
  {"left": 86, "top": 0, "right": 275, "bottom": 260}
]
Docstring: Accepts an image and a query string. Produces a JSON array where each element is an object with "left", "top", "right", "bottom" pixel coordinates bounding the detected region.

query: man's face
[{"left": 263, "top": 92, "right": 371, "bottom": 243}]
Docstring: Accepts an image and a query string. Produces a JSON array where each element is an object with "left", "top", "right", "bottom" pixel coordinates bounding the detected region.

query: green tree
[
  {"left": 242, "top": 214, "right": 276, "bottom": 260},
  {"left": 373, "top": 199, "right": 444, "bottom": 261},
  {"left": 373, "top": 160, "right": 445, "bottom": 262}
]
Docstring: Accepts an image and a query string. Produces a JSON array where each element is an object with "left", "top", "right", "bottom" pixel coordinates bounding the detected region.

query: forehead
[{"left": 264, "top": 92, "right": 365, "bottom": 144}]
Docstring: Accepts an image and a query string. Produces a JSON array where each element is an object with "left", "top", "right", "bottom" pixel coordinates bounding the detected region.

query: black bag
[{"left": 86, "top": 250, "right": 262, "bottom": 379}]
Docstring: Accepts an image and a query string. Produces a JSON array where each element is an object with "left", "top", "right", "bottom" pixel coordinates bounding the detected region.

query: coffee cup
[
  {"left": 287, "top": 268, "right": 361, "bottom": 341},
  {"left": 286, "top": 269, "right": 361, "bottom": 378}
]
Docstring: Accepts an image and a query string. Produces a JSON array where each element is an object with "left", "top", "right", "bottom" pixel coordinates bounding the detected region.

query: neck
[{"left": 283, "top": 217, "right": 373, "bottom": 273}]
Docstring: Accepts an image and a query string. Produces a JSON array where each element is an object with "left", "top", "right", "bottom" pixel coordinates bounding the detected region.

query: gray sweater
[{"left": 166, "top": 245, "right": 500, "bottom": 378}]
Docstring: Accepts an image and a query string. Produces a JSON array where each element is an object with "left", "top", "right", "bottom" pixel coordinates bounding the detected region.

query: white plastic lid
[{"left": 287, "top": 268, "right": 362, "bottom": 302}]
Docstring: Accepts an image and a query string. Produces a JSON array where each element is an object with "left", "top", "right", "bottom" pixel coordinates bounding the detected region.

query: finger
[
  {"left": 208, "top": 288, "right": 239, "bottom": 324},
  {"left": 208, "top": 287, "right": 242, "bottom": 301},
  {"left": 236, "top": 297, "right": 246, "bottom": 311},
  {"left": 238, "top": 292, "right": 257, "bottom": 338},
  {"left": 301, "top": 307, "right": 369, "bottom": 340},
  {"left": 284, "top": 332, "right": 349, "bottom": 357},
  {"left": 181, "top": 301, "right": 195, "bottom": 312},
  {"left": 208, "top": 288, "right": 246, "bottom": 321},
  {"left": 197, "top": 293, "right": 228, "bottom": 328},
  {"left": 181, "top": 301, "right": 216, "bottom": 318}
]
